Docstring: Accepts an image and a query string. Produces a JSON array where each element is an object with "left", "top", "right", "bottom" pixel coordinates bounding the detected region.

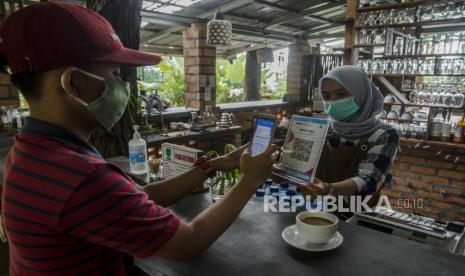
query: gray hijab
[{"left": 319, "top": 65, "right": 384, "bottom": 139}]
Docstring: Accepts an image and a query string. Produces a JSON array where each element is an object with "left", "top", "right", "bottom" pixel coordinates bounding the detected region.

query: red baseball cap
[{"left": 0, "top": 1, "right": 161, "bottom": 74}]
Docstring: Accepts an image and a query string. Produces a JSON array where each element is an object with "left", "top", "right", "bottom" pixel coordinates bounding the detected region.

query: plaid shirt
[{"left": 327, "top": 124, "right": 399, "bottom": 196}]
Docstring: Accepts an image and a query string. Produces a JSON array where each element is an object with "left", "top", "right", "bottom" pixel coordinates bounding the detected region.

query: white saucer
[{"left": 282, "top": 224, "right": 343, "bottom": 252}]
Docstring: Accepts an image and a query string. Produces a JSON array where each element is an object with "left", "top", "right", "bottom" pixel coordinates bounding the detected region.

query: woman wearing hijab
[{"left": 299, "top": 66, "right": 399, "bottom": 204}]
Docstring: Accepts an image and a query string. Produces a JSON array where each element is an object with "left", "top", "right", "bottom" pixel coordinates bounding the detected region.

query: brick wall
[
  {"left": 286, "top": 41, "right": 310, "bottom": 103},
  {"left": 183, "top": 22, "right": 216, "bottom": 112},
  {"left": 383, "top": 145, "right": 465, "bottom": 222}
]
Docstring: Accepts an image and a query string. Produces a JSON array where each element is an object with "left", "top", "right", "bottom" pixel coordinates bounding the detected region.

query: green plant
[
  {"left": 137, "top": 57, "right": 185, "bottom": 106},
  {"left": 207, "top": 144, "right": 240, "bottom": 201}
]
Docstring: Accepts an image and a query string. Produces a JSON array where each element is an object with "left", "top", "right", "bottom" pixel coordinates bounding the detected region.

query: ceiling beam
[
  {"left": 263, "top": 1, "right": 344, "bottom": 29},
  {"left": 253, "top": 0, "right": 298, "bottom": 13},
  {"left": 140, "top": 9, "right": 301, "bottom": 43},
  {"left": 143, "top": 0, "right": 255, "bottom": 43},
  {"left": 306, "top": 32, "right": 345, "bottom": 40},
  {"left": 254, "top": 0, "right": 337, "bottom": 25}
]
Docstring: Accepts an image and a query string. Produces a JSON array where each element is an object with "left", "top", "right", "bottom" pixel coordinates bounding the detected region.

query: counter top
[
  {"left": 144, "top": 126, "right": 242, "bottom": 146},
  {"left": 135, "top": 193, "right": 465, "bottom": 276},
  {"left": 218, "top": 100, "right": 288, "bottom": 112}
]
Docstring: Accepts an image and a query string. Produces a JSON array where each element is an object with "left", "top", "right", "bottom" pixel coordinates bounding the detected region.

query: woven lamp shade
[
  {"left": 207, "top": 12, "right": 232, "bottom": 46},
  {"left": 257, "top": 47, "right": 274, "bottom": 63}
]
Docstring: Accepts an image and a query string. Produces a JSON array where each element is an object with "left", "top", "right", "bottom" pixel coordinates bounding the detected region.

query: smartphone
[{"left": 250, "top": 114, "right": 276, "bottom": 156}]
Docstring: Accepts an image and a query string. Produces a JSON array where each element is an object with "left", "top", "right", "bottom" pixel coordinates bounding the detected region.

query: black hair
[{"left": 9, "top": 71, "right": 44, "bottom": 101}]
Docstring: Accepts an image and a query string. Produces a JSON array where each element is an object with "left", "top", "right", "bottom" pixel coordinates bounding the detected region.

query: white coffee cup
[{"left": 296, "top": 211, "right": 338, "bottom": 244}]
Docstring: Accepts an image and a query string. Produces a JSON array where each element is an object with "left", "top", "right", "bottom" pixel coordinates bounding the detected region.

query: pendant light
[
  {"left": 256, "top": 35, "right": 274, "bottom": 63},
  {"left": 207, "top": 11, "right": 232, "bottom": 46}
]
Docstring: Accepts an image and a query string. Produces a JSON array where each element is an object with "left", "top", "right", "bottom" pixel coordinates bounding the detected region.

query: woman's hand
[
  {"left": 210, "top": 143, "right": 249, "bottom": 172},
  {"left": 296, "top": 178, "right": 329, "bottom": 197}
]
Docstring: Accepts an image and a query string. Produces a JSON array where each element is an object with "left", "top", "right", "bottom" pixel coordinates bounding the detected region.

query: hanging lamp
[
  {"left": 257, "top": 47, "right": 274, "bottom": 63},
  {"left": 257, "top": 35, "right": 274, "bottom": 63},
  {"left": 207, "top": 12, "right": 232, "bottom": 46}
]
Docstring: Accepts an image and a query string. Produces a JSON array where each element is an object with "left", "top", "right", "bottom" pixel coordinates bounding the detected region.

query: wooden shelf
[
  {"left": 400, "top": 137, "right": 465, "bottom": 151},
  {"left": 353, "top": 44, "right": 384, "bottom": 48},
  {"left": 356, "top": 18, "right": 465, "bottom": 29},
  {"left": 369, "top": 73, "right": 465, "bottom": 77},
  {"left": 380, "top": 117, "right": 428, "bottom": 123},
  {"left": 356, "top": 0, "right": 434, "bottom": 12},
  {"left": 374, "top": 53, "right": 465, "bottom": 59},
  {"left": 384, "top": 102, "right": 465, "bottom": 110}
]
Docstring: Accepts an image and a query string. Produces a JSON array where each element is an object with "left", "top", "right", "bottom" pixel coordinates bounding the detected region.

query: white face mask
[{"left": 61, "top": 68, "right": 130, "bottom": 131}]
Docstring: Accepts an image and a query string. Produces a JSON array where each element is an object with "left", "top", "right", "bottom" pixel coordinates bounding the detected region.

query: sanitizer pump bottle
[{"left": 129, "top": 125, "right": 148, "bottom": 175}]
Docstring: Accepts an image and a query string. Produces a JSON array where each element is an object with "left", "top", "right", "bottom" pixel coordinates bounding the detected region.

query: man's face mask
[
  {"left": 61, "top": 68, "right": 130, "bottom": 131},
  {"left": 324, "top": 96, "right": 360, "bottom": 121}
]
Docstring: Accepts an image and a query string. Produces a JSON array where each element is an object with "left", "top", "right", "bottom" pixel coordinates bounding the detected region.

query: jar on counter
[
  {"left": 441, "top": 120, "right": 452, "bottom": 142},
  {"left": 453, "top": 119, "right": 465, "bottom": 143},
  {"left": 431, "top": 113, "right": 444, "bottom": 141}
]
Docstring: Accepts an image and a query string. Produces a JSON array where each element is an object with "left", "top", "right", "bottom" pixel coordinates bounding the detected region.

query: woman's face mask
[
  {"left": 61, "top": 68, "right": 130, "bottom": 131},
  {"left": 324, "top": 96, "right": 360, "bottom": 121}
]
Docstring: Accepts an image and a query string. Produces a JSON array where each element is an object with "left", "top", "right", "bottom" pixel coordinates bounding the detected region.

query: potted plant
[{"left": 207, "top": 144, "right": 240, "bottom": 202}]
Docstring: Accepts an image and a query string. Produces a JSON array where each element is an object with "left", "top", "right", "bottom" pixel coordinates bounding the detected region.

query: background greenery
[{"left": 137, "top": 54, "right": 287, "bottom": 107}]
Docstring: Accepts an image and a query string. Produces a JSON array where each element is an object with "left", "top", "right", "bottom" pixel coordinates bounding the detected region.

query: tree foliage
[{"left": 138, "top": 53, "right": 287, "bottom": 106}]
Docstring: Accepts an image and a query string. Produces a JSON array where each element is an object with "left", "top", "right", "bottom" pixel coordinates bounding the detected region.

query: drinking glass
[
  {"left": 426, "top": 34, "right": 434, "bottom": 54},
  {"left": 452, "top": 59, "right": 463, "bottom": 75},
  {"left": 443, "top": 59, "right": 453, "bottom": 74},
  {"left": 416, "top": 6, "right": 423, "bottom": 22},
  {"left": 359, "top": 29, "right": 368, "bottom": 44},
  {"left": 373, "top": 29, "right": 384, "bottom": 44},
  {"left": 432, "top": 34, "right": 442, "bottom": 54},
  {"left": 416, "top": 59, "right": 426, "bottom": 74},
  {"left": 406, "top": 36, "right": 416, "bottom": 55},
  {"left": 427, "top": 59, "right": 435, "bottom": 74},
  {"left": 398, "top": 10, "right": 407, "bottom": 23},
  {"left": 458, "top": 32, "right": 465, "bottom": 54},
  {"left": 388, "top": 9, "right": 396, "bottom": 24},
  {"left": 454, "top": 91, "right": 465, "bottom": 107},
  {"left": 417, "top": 89, "right": 427, "bottom": 104},
  {"left": 451, "top": 33, "right": 460, "bottom": 54},
  {"left": 443, "top": 86, "right": 454, "bottom": 106},
  {"left": 444, "top": 34, "right": 453, "bottom": 54},
  {"left": 452, "top": 3, "right": 463, "bottom": 19},
  {"left": 405, "top": 8, "right": 415, "bottom": 23},
  {"left": 431, "top": 88, "right": 440, "bottom": 104},
  {"left": 421, "top": 6, "right": 433, "bottom": 22},
  {"left": 393, "top": 36, "right": 404, "bottom": 55}
]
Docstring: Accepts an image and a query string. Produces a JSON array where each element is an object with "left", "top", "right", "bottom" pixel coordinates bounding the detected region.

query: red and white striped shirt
[{"left": 1, "top": 117, "right": 179, "bottom": 275}]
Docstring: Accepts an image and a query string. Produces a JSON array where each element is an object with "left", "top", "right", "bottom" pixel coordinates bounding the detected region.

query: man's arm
[
  {"left": 141, "top": 166, "right": 208, "bottom": 207},
  {"left": 153, "top": 145, "right": 277, "bottom": 260},
  {"left": 142, "top": 144, "right": 248, "bottom": 207}
]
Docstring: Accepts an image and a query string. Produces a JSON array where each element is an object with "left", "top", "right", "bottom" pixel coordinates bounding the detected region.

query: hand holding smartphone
[{"left": 250, "top": 114, "right": 277, "bottom": 156}]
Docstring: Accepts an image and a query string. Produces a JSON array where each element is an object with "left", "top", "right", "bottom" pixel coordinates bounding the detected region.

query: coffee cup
[{"left": 296, "top": 211, "right": 338, "bottom": 244}]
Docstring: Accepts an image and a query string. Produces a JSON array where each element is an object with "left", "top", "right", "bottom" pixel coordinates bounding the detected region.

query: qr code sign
[{"left": 290, "top": 138, "right": 314, "bottom": 162}]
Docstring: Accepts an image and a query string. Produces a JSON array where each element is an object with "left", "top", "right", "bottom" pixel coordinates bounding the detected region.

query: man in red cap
[{"left": 0, "top": 1, "right": 276, "bottom": 275}]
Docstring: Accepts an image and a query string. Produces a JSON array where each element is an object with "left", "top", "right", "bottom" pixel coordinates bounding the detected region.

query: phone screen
[{"left": 251, "top": 118, "right": 275, "bottom": 156}]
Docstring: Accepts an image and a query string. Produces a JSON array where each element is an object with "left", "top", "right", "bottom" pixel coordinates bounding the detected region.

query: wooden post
[
  {"left": 343, "top": 0, "right": 358, "bottom": 65},
  {"left": 244, "top": 50, "right": 261, "bottom": 101}
]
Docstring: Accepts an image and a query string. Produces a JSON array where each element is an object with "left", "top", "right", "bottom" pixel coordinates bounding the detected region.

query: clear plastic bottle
[{"left": 129, "top": 125, "right": 148, "bottom": 175}]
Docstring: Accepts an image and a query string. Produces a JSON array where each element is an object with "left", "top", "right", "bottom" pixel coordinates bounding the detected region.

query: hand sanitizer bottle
[{"left": 129, "top": 125, "right": 148, "bottom": 175}]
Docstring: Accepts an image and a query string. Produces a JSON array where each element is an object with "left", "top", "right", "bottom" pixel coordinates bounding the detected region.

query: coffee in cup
[{"left": 296, "top": 211, "right": 338, "bottom": 244}]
